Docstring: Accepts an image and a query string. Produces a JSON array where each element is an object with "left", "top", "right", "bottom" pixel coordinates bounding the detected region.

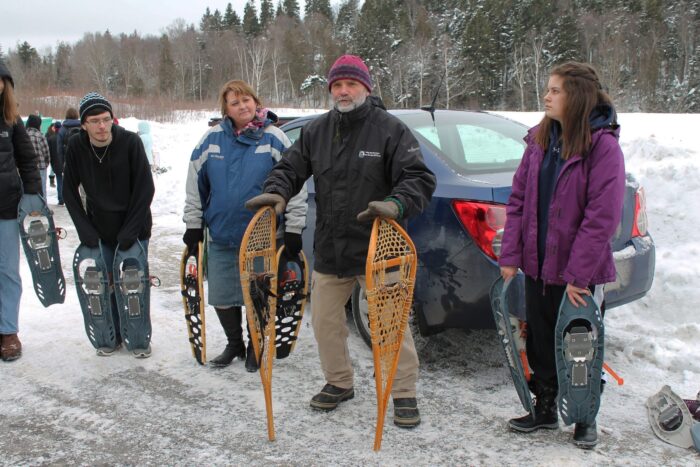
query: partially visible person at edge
[
  {"left": 246, "top": 55, "right": 436, "bottom": 428},
  {"left": 56, "top": 107, "right": 81, "bottom": 206},
  {"left": 183, "top": 79, "right": 308, "bottom": 372},
  {"left": 63, "top": 92, "right": 155, "bottom": 358},
  {"left": 46, "top": 122, "right": 60, "bottom": 193},
  {"left": 498, "top": 61, "right": 625, "bottom": 449},
  {"left": 25, "top": 114, "right": 50, "bottom": 199},
  {"left": 137, "top": 120, "right": 155, "bottom": 170},
  {"left": 0, "top": 59, "right": 42, "bottom": 362}
]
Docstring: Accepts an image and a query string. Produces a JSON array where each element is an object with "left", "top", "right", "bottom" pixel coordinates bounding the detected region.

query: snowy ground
[{"left": 2, "top": 111, "right": 699, "bottom": 466}]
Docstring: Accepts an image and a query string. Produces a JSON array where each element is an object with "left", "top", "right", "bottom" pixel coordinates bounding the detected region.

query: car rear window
[{"left": 397, "top": 111, "right": 528, "bottom": 174}]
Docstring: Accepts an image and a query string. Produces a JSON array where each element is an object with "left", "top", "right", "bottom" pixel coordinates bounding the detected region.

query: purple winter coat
[{"left": 499, "top": 125, "right": 625, "bottom": 288}]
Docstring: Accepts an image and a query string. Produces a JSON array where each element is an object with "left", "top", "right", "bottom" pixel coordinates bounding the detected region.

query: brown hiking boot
[{"left": 1, "top": 334, "right": 22, "bottom": 361}]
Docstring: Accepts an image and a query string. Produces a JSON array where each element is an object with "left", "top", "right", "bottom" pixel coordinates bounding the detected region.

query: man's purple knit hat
[{"left": 327, "top": 55, "right": 373, "bottom": 92}]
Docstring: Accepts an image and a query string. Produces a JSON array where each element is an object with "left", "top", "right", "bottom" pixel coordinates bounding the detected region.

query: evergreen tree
[
  {"left": 260, "top": 0, "right": 275, "bottom": 30},
  {"left": 211, "top": 9, "right": 224, "bottom": 32},
  {"left": 223, "top": 3, "right": 242, "bottom": 30},
  {"left": 243, "top": 1, "right": 262, "bottom": 37},
  {"left": 158, "top": 34, "right": 177, "bottom": 95},
  {"left": 283, "top": 0, "right": 301, "bottom": 20},
  {"left": 305, "top": 0, "right": 334, "bottom": 20},
  {"left": 16, "top": 41, "right": 39, "bottom": 68},
  {"left": 276, "top": 1, "right": 284, "bottom": 18},
  {"left": 334, "top": 0, "right": 359, "bottom": 47},
  {"left": 54, "top": 42, "right": 72, "bottom": 88},
  {"left": 200, "top": 7, "right": 213, "bottom": 31}
]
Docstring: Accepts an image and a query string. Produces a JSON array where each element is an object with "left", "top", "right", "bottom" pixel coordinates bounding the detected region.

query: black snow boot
[
  {"left": 245, "top": 323, "right": 259, "bottom": 373},
  {"left": 573, "top": 421, "right": 598, "bottom": 449},
  {"left": 508, "top": 384, "right": 559, "bottom": 433},
  {"left": 209, "top": 307, "right": 245, "bottom": 367}
]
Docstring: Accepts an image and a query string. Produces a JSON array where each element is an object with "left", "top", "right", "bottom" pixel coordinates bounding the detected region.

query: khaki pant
[{"left": 310, "top": 271, "right": 419, "bottom": 397}]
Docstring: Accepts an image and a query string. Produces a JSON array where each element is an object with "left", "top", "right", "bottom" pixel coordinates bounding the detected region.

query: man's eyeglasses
[{"left": 85, "top": 117, "right": 113, "bottom": 126}]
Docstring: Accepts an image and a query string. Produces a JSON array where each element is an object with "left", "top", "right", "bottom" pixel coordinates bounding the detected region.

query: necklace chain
[{"left": 90, "top": 142, "right": 110, "bottom": 164}]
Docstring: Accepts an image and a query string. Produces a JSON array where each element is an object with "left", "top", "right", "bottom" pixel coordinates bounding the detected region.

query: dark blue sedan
[{"left": 281, "top": 110, "right": 655, "bottom": 346}]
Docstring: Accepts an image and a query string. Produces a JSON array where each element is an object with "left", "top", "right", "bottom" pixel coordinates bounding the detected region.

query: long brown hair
[
  {"left": 535, "top": 62, "right": 614, "bottom": 160},
  {"left": 1, "top": 77, "right": 20, "bottom": 126}
]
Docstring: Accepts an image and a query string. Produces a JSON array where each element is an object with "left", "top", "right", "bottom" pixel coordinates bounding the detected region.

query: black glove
[
  {"left": 82, "top": 235, "right": 99, "bottom": 248},
  {"left": 357, "top": 200, "right": 400, "bottom": 222},
  {"left": 283, "top": 232, "right": 302, "bottom": 259},
  {"left": 183, "top": 228, "right": 203, "bottom": 253},
  {"left": 118, "top": 238, "right": 135, "bottom": 251},
  {"left": 245, "top": 193, "right": 287, "bottom": 215}
]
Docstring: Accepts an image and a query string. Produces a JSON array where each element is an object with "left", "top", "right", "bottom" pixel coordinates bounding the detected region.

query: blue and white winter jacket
[{"left": 183, "top": 111, "right": 307, "bottom": 246}]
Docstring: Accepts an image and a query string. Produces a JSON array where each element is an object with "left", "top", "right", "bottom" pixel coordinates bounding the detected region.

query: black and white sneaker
[
  {"left": 96, "top": 343, "right": 122, "bottom": 357},
  {"left": 132, "top": 345, "right": 152, "bottom": 359}
]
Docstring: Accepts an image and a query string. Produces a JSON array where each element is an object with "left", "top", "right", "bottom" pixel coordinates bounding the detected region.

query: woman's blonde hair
[
  {"left": 1, "top": 77, "right": 19, "bottom": 126},
  {"left": 218, "top": 80, "right": 261, "bottom": 116}
]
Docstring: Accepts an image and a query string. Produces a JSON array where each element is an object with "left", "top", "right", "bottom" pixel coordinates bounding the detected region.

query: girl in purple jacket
[{"left": 499, "top": 62, "right": 626, "bottom": 448}]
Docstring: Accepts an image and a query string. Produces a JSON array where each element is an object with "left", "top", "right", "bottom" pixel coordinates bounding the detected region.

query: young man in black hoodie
[
  {"left": 247, "top": 55, "right": 436, "bottom": 429},
  {"left": 63, "top": 92, "right": 155, "bottom": 357}
]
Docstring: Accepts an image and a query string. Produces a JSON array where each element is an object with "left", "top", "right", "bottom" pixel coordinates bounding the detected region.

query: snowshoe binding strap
[{"left": 84, "top": 267, "right": 105, "bottom": 316}]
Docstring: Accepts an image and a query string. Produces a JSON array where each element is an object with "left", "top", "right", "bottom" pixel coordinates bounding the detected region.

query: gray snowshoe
[
  {"left": 18, "top": 194, "right": 65, "bottom": 307},
  {"left": 490, "top": 275, "right": 535, "bottom": 416},
  {"left": 113, "top": 241, "right": 151, "bottom": 352},
  {"left": 73, "top": 244, "right": 119, "bottom": 350},
  {"left": 555, "top": 293, "right": 605, "bottom": 426}
]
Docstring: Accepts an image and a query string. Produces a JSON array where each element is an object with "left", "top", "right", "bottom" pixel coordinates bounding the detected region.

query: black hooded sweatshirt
[{"left": 63, "top": 124, "right": 154, "bottom": 247}]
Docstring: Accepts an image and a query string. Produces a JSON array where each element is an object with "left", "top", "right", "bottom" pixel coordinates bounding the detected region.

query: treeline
[{"left": 4, "top": 0, "right": 700, "bottom": 119}]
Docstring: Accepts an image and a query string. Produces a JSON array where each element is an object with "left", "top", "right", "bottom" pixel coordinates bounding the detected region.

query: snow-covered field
[{"left": 2, "top": 110, "right": 699, "bottom": 466}]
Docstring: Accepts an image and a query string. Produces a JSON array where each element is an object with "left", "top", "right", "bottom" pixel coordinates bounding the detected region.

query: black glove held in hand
[
  {"left": 357, "top": 200, "right": 400, "bottom": 222},
  {"left": 245, "top": 193, "right": 287, "bottom": 215},
  {"left": 283, "top": 232, "right": 303, "bottom": 258},
  {"left": 183, "top": 228, "right": 204, "bottom": 253},
  {"left": 118, "top": 238, "right": 135, "bottom": 251},
  {"left": 82, "top": 236, "right": 99, "bottom": 248}
]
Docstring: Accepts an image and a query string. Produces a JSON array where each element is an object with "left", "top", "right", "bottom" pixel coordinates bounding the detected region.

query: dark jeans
[
  {"left": 56, "top": 173, "right": 64, "bottom": 204},
  {"left": 524, "top": 276, "right": 605, "bottom": 391}
]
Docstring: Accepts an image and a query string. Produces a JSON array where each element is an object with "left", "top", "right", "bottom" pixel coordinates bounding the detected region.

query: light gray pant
[{"left": 310, "top": 271, "right": 419, "bottom": 397}]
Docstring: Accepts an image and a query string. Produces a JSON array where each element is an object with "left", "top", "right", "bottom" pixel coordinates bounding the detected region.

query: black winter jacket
[
  {"left": 63, "top": 124, "right": 154, "bottom": 247},
  {"left": 0, "top": 111, "right": 41, "bottom": 219},
  {"left": 264, "top": 96, "right": 436, "bottom": 276}
]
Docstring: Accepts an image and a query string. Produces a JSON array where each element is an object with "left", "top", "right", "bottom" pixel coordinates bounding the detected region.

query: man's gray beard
[{"left": 334, "top": 94, "right": 367, "bottom": 113}]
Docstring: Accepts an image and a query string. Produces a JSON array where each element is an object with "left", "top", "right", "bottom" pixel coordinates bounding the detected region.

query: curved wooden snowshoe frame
[
  {"left": 365, "top": 218, "right": 417, "bottom": 451},
  {"left": 239, "top": 206, "right": 278, "bottom": 441}
]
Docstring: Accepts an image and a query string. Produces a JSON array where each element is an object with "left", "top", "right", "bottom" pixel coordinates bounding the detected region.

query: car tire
[
  {"left": 351, "top": 284, "right": 420, "bottom": 349},
  {"left": 351, "top": 284, "right": 372, "bottom": 348}
]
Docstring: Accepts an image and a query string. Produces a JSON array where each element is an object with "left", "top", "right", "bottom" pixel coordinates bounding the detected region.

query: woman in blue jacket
[
  {"left": 183, "top": 80, "right": 307, "bottom": 371},
  {"left": 499, "top": 62, "right": 625, "bottom": 449}
]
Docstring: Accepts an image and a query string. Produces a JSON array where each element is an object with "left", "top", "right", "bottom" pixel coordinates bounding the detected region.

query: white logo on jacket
[{"left": 359, "top": 150, "right": 381, "bottom": 158}]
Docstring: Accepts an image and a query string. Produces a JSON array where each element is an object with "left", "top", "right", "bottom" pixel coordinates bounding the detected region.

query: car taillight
[
  {"left": 631, "top": 187, "right": 648, "bottom": 237},
  {"left": 452, "top": 200, "right": 506, "bottom": 260}
]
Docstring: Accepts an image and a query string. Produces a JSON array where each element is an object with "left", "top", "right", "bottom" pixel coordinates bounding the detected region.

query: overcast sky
[{"left": 0, "top": 1, "right": 306, "bottom": 53}]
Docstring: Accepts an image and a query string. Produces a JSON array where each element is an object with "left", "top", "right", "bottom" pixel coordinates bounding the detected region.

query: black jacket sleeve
[
  {"left": 62, "top": 138, "right": 100, "bottom": 245},
  {"left": 13, "top": 118, "right": 41, "bottom": 194},
  {"left": 386, "top": 122, "right": 436, "bottom": 219},
  {"left": 263, "top": 127, "right": 313, "bottom": 201},
  {"left": 116, "top": 135, "right": 154, "bottom": 244}
]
